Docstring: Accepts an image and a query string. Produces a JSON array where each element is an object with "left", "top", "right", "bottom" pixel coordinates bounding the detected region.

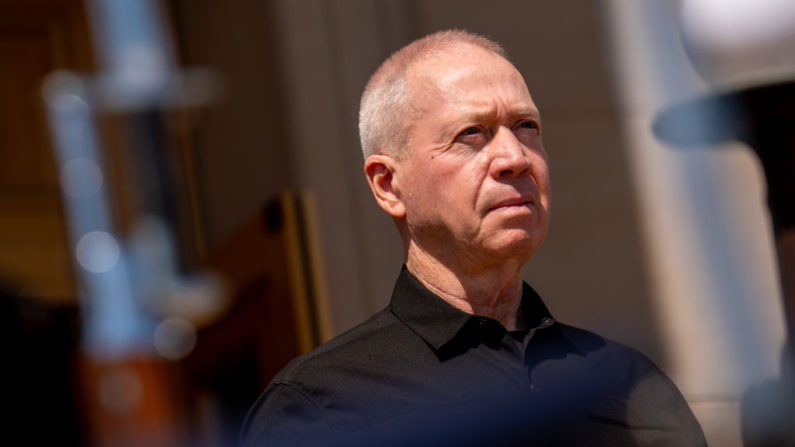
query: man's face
[{"left": 396, "top": 44, "right": 551, "bottom": 271}]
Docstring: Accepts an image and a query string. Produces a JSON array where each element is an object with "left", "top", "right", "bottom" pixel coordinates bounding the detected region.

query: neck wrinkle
[{"left": 405, "top": 243, "right": 525, "bottom": 331}]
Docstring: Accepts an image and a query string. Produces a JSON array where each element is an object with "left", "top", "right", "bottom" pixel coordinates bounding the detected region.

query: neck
[{"left": 405, "top": 243, "right": 526, "bottom": 331}]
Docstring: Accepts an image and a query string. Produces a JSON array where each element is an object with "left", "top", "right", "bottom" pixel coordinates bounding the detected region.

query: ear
[{"left": 364, "top": 154, "right": 406, "bottom": 219}]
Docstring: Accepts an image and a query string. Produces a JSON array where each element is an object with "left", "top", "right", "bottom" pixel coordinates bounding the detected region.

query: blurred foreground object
[
  {"left": 41, "top": 0, "right": 223, "bottom": 445},
  {"left": 655, "top": 0, "right": 795, "bottom": 444},
  {"left": 680, "top": 0, "right": 795, "bottom": 88}
]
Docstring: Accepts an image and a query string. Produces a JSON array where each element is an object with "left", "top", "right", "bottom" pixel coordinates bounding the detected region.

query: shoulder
[
  {"left": 240, "top": 382, "right": 337, "bottom": 447},
  {"left": 241, "top": 307, "right": 408, "bottom": 446},
  {"left": 547, "top": 323, "right": 707, "bottom": 446},
  {"left": 271, "top": 306, "right": 413, "bottom": 386}
]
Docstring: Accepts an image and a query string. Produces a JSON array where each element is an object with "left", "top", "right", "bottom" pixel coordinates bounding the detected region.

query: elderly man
[{"left": 241, "top": 30, "right": 706, "bottom": 447}]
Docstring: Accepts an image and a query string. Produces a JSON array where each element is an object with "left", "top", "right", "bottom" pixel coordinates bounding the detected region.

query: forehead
[{"left": 407, "top": 44, "right": 536, "bottom": 117}]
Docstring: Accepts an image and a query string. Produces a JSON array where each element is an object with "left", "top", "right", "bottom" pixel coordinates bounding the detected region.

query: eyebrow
[
  {"left": 509, "top": 106, "right": 541, "bottom": 121},
  {"left": 459, "top": 105, "right": 540, "bottom": 123}
]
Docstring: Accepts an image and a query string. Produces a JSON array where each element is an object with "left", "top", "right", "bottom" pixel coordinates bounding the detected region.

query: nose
[{"left": 489, "top": 128, "right": 531, "bottom": 179}]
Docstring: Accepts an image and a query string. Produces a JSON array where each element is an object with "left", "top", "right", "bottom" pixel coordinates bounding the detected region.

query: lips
[{"left": 488, "top": 197, "right": 533, "bottom": 212}]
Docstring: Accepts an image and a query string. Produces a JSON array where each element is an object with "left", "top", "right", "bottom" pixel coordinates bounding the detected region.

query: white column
[{"left": 603, "top": 1, "right": 787, "bottom": 445}]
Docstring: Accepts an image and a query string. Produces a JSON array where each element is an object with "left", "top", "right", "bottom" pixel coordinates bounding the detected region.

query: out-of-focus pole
[
  {"left": 603, "top": 1, "right": 787, "bottom": 445},
  {"left": 42, "top": 1, "right": 221, "bottom": 446},
  {"left": 655, "top": 81, "right": 795, "bottom": 445},
  {"left": 653, "top": 1, "right": 795, "bottom": 443},
  {"left": 655, "top": 81, "right": 795, "bottom": 347}
]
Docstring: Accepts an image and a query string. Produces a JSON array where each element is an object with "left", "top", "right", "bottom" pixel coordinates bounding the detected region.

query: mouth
[{"left": 488, "top": 197, "right": 534, "bottom": 213}]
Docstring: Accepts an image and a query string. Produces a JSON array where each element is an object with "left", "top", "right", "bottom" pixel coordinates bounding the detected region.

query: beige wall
[{"left": 172, "top": 0, "right": 292, "bottom": 250}]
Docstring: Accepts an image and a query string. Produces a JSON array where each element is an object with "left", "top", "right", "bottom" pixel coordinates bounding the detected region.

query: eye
[
  {"left": 452, "top": 125, "right": 487, "bottom": 150},
  {"left": 454, "top": 126, "right": 485, "bottom": 144},
  {"left": 518, "top": 121, "right": 537, "bottom": 130}
]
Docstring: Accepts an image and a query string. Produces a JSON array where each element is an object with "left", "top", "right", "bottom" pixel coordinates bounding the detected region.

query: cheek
[
  {"left": 538, "top": 171, "right": 551, "bottom": 201},
  {"left": 532, "top": 159, "right": 551, "bottom": 198},
  {"left": 405, "top": 175, "right": 468, "bottom": 227},
  {"left": 400, "top": 171, "right": 441, "bottom": 221}
]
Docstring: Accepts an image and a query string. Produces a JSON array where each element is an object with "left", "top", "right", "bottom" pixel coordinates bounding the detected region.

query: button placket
[{"left": 522, "top": 317, "right": 556, "bottom": 391}]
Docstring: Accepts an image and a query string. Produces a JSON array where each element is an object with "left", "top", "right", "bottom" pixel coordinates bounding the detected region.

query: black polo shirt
[{"left": 241, "top": 267, "right": 706, "bottom": 447}]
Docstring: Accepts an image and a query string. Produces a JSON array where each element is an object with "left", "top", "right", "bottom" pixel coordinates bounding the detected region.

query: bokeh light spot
[
  {"left": 154, "top": 317, "right": 197, "bottom": 360},
  {"left": 76, "top": 231, "right": 120, "bottom": 273}
]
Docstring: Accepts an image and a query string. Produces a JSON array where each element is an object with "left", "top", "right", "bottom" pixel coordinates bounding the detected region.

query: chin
[{"left": 486, "top": 231, "right": 543, "bottom": 260}]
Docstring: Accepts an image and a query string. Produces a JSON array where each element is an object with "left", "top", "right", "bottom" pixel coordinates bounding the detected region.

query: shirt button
[
  {"left": 530, "top": 384, "right": 538, "bottom": 392},
  {"left": 538, "top": 317, "right": 554, "bottom": 328},
  {"left": 477, "top": 318, "right": 485, "bottom": 326}
]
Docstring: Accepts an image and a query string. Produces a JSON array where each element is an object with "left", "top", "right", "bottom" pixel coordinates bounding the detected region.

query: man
[{"left": 241, "top": 30, "right": 706, "bottom": 447}]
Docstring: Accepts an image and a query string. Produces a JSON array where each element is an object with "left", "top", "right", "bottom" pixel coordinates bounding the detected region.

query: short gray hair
[{"left": 358, "top": 29, "right": 507, "bottom": 160}]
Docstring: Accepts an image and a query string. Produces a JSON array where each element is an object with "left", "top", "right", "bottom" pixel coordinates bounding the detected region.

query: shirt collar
[{"left": 388, "top": 266, "right": 554, "bottom": 350}]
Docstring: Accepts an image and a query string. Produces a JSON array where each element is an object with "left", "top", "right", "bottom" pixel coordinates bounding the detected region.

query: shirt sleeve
[
  {"left": 584, "top": 353, "right": 708, "bottom": 447},
  {"left": 240, "top": 383, "right": 337, "bottom": 447},
  {"left": 631, "top": 368, "right": 708, "bottom": 447}
]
